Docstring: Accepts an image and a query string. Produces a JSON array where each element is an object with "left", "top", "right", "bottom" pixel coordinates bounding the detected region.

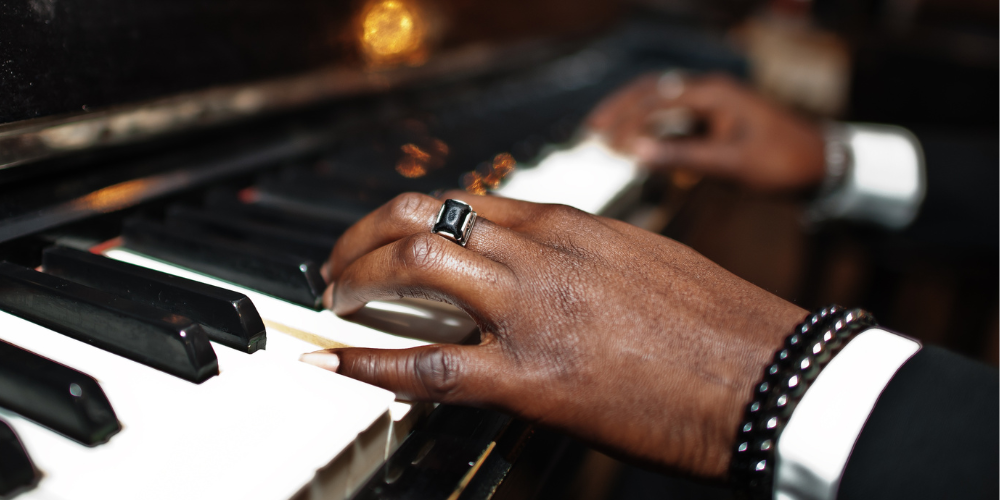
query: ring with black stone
[{"left": 431, "top": 199, "right": 478, "bottom": 246}]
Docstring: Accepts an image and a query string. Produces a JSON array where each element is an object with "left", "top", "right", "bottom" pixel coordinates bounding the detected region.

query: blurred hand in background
[{"left": 587, "top": 72, "right": 827, "bottom": 192}]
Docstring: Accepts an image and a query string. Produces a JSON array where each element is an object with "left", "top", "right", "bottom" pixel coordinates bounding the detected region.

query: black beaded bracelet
[{"left": 729, "top": 305, "right": 877, "bottom": 499}]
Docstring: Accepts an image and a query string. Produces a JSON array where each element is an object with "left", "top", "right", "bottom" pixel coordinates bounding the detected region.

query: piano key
[
  {"left": 121, "top": 218, "right": 326, "bottom": 309},
  {"left": 255, "top": 172, "right": 388, "bottom": 223},
  {"left": 0, "top": 419, "right": 38, "bottom": 497},
  {"left": 41, "top": 246, "right": 266, "bottom": 354},
  {"left": 104, "top": 248, "right": 478, "bottom": 351},
  {"left": 204, "top": 188, "right": 352, "bottom": 236},
  {"left": 251, "top": 192, "right": 368, "bottom": 226},
  {"left": 495, "top": 136, "right": 643, "bottom": 216},
  {"left": 0, "top": 309, "right": 395, "bottom": 500},
  {"left": 165, "top": 205, "right": 337, "bottom": 265},
  {"left": 0, "top": 339, "right": 120, "bottom": 446},
  {"left": 0, "top": 262, "right": 218, "bottom": 383}
]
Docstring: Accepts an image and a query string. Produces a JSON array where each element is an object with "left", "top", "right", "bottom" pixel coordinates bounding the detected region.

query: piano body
[{"left": 0, "top": 1, "right": 746, "bottom": 499}]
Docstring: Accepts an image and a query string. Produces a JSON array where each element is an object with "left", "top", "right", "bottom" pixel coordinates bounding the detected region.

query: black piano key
[
  {"left": 0, "top": 340, "right": 120, "bottom": 447},
  {"left": 122, "top": 218, "right": 326, "bottom": 310},
  {"left": 204, "top": 188, "right": 352, "bottom": 236},
  {"left": 255, "top": 171, "right": 388, "bottom": 223},
  {"left": 165, "top": 205, "right": 337, "bottom": 265},
  {"left": 0, "top": 262, "right": 219, "bottom": 383},
  {"left": 0, "top": 419, "right": 38, "bottom": 496},
  {"left": 42, "top": 246, "right": 266, "bottom": 354}
]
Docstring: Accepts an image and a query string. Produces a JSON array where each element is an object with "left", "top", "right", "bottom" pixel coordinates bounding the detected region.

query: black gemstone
[{"left": 432, "top": 200, "right": 473, "bottom": 242}]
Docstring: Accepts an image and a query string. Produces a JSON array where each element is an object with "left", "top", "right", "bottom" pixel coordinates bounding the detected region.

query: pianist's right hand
[{"left": 303, "top": 191, "right": 806, "bottom": 479}]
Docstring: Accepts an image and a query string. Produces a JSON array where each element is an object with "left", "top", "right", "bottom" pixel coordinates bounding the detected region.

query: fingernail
[
  {"left": 300, "top": 351, "right": 340, "bottom": 372},
  {"left": 322, "top": 284, "right": 335, "bottom": 310},
  {"left": 320, "top": 261, "right": 331, "bottom": 282}
]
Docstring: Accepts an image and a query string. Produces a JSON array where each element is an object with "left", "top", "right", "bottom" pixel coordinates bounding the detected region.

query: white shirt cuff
[
  {"left": 774, "top": 328, "right": 921, "bottom": 500},
  {"left": 808, "top": 124, "right": 926, "bottom": 230}
]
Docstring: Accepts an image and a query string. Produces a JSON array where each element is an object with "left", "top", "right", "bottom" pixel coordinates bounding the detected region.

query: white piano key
[
  {"left": 496, "top": 136, "right": 643, "bottom": 215},
  {"left": 102, "top": 247, "right": 437, "bottom": 483},
  {"left": 0, "top": 310, "right": 394, "bottom": 500},
  {"left": 103, "top": 248, "right": 476, "bottom": 351}
]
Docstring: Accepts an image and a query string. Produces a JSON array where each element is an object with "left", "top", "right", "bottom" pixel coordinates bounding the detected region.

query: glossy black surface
[
  {"left": 122, "top": 218, "right": 326, "bottom": 309},
  {"left": 204, "top": 188, "right": 352, "bottom": 236},
  {"left": 0, "top": 340, "right": 120, "bottom": 446},
  {"left": 0, "top": 262, "right": 218, "bottom": 383},
  {"left": 165, "top": 205, "right": 337, "bottom": 266},
  {"left": 42, "top": 246, "right": 266, "bottom": 353},
  {"left": 255, "top": 171, "right": 391, "bottom": 224},
  {"left": 0, "top": 0, "right": 617, "bottom": 125},
  {"left": 0, "top": 419, "right": 37, "bottom": 497},
  {"left": 353, "top": 405, "right": 516, "bottom": 500},
  {"left": 432, "top": 199, "right": 473, "bottom": 242}
]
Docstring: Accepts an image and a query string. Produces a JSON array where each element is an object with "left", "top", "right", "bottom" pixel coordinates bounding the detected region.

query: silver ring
[
  {"left": 431, "top": 199, "right": 478, "bottom": 246},
  {"left": 656, "top": 69, "right": 686, "bottom": 100}
]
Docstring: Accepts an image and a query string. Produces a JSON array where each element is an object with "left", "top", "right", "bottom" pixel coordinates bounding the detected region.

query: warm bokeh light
[
  {"left": 463, "top": 153, "right": 516, "bottom": 194},
  {"left": 484, "top": 153, "right": 515, "bottom": 189},
  {"left": 396, "top": 143, "right": 431, "bottom": 178},
  {"left": 462, "top": 172, "right": 486, "bottom": 195},
  {"left": 395, "top": 139, "right": 449, "bottom": 178},
  {"left": 359, "top": 0, "right": 428, "bottom": 66},
  {"left": 71, "top": 178, "right": 154, "bottom": 212}
]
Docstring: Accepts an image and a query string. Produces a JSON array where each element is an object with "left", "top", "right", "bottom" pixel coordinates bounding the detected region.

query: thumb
[{"left": 300, "top": 344, "right": 506, "bottom": 404}]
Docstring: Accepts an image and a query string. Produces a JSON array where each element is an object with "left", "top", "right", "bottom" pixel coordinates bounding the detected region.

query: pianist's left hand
[
  {"left": 304, "top": 191, "right": 806, "bottom": 479},
  {"left": 586, "top": 73, "right": 827, "bottom": 192}
]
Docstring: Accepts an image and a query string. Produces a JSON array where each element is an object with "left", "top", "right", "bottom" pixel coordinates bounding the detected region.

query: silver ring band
[{"left": 431, "top": 199, "right": 478, "bottom": 246}]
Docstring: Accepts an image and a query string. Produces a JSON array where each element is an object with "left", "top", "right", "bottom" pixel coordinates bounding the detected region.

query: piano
[{"left": 0, "top": 1, "right": 745, "bottom": 499}]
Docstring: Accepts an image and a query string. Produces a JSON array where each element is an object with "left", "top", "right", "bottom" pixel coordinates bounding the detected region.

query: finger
[
  {"left": 585, "top": 74, "right": 659, "bottom": 132},
  {"left": 632, "top": 137, "right": 741, "bottom": 177},
  {"left": 436, "top": 190, "right": 542, "bottom": 228},
  {"left": 605, "top": 91, "right": 666, "bottom": 151},
  {"left": 329, "top": 228, "right": 516, "bottom": 317},
  {"left": 327, "top": 192, "right": 535, "bottom": 281},
  {"left": 655, "top": 73, "right": 747, "bottom": 115},
  {"left": 301, "top": 343, "right": 509, "bottom": 404},
  {"left": 325, "top": 192, "right": 443, "bottom": 282}
]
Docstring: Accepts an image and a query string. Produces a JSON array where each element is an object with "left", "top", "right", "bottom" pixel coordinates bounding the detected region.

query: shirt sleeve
[
  {"left": 773, "top": 328, "right": 921, "bottom": 500},
  {"left": 807, "top": 124, "right": 926, "bottom": 230}
]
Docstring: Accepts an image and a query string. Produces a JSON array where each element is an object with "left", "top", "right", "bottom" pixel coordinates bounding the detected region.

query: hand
[
  {"left": 306, "top": 192, "right": 806, "bottom": 478},
  {"left": 587, "top": 72, "right": 827, "bottom": 192}
]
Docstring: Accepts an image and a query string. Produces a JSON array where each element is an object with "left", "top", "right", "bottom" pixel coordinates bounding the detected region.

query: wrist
[
  {"left": 728, "top": 306, "right": 880, "bottom": 497},
  {"left": 707, "top": 300, "right": 808, "bottom": 478}
]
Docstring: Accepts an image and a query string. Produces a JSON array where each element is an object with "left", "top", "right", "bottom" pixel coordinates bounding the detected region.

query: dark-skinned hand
[
  {"left": 303, "top": 191, "right": 806, "bottom": 479},
  {"left": 587, "top": 72, "right": 827, "bottom": 192}
]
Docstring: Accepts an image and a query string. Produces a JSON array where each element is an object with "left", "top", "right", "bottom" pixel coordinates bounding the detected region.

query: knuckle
[
  {"left": 542, "top": 203, "right": 585, "bottom": 222},
  {"left": 398, "top": 232, "right": 445, "bottom": 272},
  {"left": 386, "top": 192, "right": 434, "bottom": 227},
  {"left": 414, "top": 347, "right": 464, "bottom": 399}
]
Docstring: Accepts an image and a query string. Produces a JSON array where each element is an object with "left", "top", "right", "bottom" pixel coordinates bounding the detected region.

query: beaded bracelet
[{"left": 729, "top": 305, "right": 877, "bottom": 499}]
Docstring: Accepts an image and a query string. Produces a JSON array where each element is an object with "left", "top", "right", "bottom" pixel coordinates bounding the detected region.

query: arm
[{"left": 837, "top": 345, "right": 999, "bottom": 500}]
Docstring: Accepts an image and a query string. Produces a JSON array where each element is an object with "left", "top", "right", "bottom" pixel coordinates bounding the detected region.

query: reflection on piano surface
[{"left": 0, "top": 1, "right": 745, "bottom": 498}]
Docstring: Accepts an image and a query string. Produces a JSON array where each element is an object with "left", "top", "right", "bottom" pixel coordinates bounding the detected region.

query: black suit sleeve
[{"left": 837, "top": 346, "right": 999, "bottom": 500}]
